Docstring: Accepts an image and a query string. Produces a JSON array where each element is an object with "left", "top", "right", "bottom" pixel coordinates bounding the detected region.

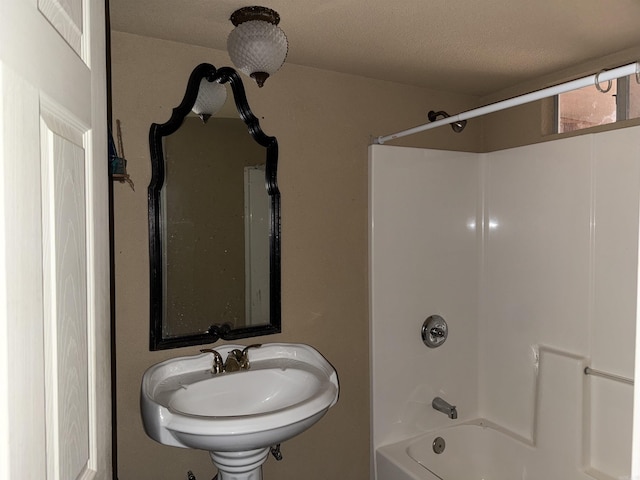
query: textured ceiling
[{"left": 109, "top": 0, "right": 640, "bottom": 97}]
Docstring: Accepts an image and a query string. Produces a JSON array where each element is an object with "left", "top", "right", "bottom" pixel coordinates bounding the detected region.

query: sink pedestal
[{"left": 210, "top": 448, "right": 270, "bottom": 480}]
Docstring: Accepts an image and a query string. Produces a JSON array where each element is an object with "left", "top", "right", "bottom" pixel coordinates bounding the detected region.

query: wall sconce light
[
  {"left": 192, "top": 78, "right": 228, "bottom": 123},
  {"left": 227, "top": 6, "right": 288, "bottom": 87}
]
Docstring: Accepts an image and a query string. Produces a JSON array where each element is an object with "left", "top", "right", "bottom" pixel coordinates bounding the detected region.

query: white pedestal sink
[{"left": 140, "top": 343, "right": 339, "bottom": 480}]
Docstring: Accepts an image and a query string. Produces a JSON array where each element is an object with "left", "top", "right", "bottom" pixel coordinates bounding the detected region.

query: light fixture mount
[{"left": 230, "top": 6, "right": 280, "bottom": 27}]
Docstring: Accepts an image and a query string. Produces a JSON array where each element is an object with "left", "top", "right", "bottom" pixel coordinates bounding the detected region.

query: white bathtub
[
  {"left": 375, "top": 419, "right": 615, "bottom": 480},
  {"left": 376, "top": 419, "right": 529, "bottom": 480}
]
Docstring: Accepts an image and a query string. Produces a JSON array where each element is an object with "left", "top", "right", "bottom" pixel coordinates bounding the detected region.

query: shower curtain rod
[{"left": 374, "top": 61, "right": 640, "bottom": 145}]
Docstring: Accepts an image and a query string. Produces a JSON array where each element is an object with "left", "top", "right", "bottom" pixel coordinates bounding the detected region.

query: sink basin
[{"left": 140, "top": 343, "right": 339, "bottom": 454}]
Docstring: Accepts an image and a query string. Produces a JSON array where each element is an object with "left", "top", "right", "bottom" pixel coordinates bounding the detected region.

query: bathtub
[
  {"left": 375, "top": 418, "right": 611, "bottom": 480},
  {"left": 376, "top": 419, "right": 529, "bottom": 480}
]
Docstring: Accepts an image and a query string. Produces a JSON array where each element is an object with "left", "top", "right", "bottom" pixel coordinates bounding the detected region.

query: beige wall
[{"left": 111, "top": 31, "right": 481, "bottom": 480}]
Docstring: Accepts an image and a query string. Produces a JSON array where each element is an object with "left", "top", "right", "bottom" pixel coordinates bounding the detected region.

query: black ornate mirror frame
[{"left": 148, "top": 63, "right": 281, "bottom": 350}]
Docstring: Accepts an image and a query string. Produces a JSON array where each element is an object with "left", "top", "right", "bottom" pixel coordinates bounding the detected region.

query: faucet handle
[
  {"left": 239, "top": 344, "right": 262, "bottom": 370},
  {"left": 200, "top": 348, "right": 221, "bottom": 355},
  {"left": 200, "top": 348, "right": 224, "bottom": 374},
  {"left": 241, "top": 344, "right": 262, "bottom": 356}
]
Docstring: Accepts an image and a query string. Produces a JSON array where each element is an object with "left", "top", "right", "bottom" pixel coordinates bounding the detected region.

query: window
[{"left": 556, "top": 74, "right": 640, "bottom": 133}]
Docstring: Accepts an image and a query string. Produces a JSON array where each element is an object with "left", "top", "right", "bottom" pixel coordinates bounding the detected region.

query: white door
[{"left": 0, "top": 0, "right": 112, "bottom": 479}]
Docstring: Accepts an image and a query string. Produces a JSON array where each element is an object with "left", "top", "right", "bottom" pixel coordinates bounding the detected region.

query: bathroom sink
[{"left": 140, "top": 343, "right": 340, "bottom": 453}]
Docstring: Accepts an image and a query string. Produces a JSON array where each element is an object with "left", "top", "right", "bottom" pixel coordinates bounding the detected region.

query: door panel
[
  {"left": 0, "top": 0, "right": 111, "bottom": 478},
  {"left": 41, "top": 104, "right": 92, "bottom": 479},
  {"left": 38, "top": 0, "right": 85, "bottom": 58}
]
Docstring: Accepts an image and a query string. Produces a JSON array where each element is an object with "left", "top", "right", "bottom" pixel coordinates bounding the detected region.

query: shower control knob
[
  {"left": 421, "top": 315, "right": 448, "bottom": 348},
  {"left": 430, "top": 327, "right": 445, "bottom": 338}
]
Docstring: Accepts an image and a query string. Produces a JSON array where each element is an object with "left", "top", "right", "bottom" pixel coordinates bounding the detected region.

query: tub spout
[{"left": 432, "top": 397, "right": 457, "bottom": 419}]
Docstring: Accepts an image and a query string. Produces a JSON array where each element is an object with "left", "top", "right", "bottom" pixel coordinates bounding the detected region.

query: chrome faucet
[
  {"left": 200, "top": 344, "right": 262, "bottom": 374},
  {"left": 432, "top": 396, "right": 457, "bottom": 419}
]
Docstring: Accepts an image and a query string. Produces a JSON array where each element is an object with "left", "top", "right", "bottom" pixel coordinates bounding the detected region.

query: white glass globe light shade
[
  {"left": 227, "top": 20, "right": 288, "bottom": 87},
  {"left": 192, "top": 79, "right": 228, "bottom": 123}
]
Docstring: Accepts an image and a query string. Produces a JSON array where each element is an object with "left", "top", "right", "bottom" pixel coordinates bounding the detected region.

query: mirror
[{"left": 148, "top": 63, "right": 281, "bottom": 350}]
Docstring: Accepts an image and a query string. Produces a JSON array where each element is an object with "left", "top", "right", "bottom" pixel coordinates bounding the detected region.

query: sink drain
[{"left": 432, "top": 436, "right": 445, "bottom": 454}]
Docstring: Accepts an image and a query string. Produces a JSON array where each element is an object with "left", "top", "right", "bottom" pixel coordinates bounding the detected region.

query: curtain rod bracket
[{"left": 428, "top": 110, "right": 467, "bottom": 133}]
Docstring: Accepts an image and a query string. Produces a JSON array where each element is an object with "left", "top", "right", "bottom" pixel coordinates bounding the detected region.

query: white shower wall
[
  {"left": 369, "top": 147, "right": 480, "bottom": 450},
  {"left": 369, "top": 126, "right": 640, "bottom": 479}
]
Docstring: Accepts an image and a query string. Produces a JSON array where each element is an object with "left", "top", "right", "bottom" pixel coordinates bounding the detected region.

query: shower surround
[{"left": 369, "top": 126, "right": 640, "bottom": 479}]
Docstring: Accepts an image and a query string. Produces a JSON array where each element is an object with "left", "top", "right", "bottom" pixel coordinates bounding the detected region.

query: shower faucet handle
[
  {"left": 430, "top": 327, "right": 446, "bottom": 338},
  {"left": 421, "top": 315, "right": 448, "bottom": 348}
]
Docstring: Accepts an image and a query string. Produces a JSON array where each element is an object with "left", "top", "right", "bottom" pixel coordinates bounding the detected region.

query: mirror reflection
[
  {"left": 163, "top": 116, "right": 270, "bottom": 335},
  {"left": 148, "top": 64, "right": 281, "bottom": 350}
]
